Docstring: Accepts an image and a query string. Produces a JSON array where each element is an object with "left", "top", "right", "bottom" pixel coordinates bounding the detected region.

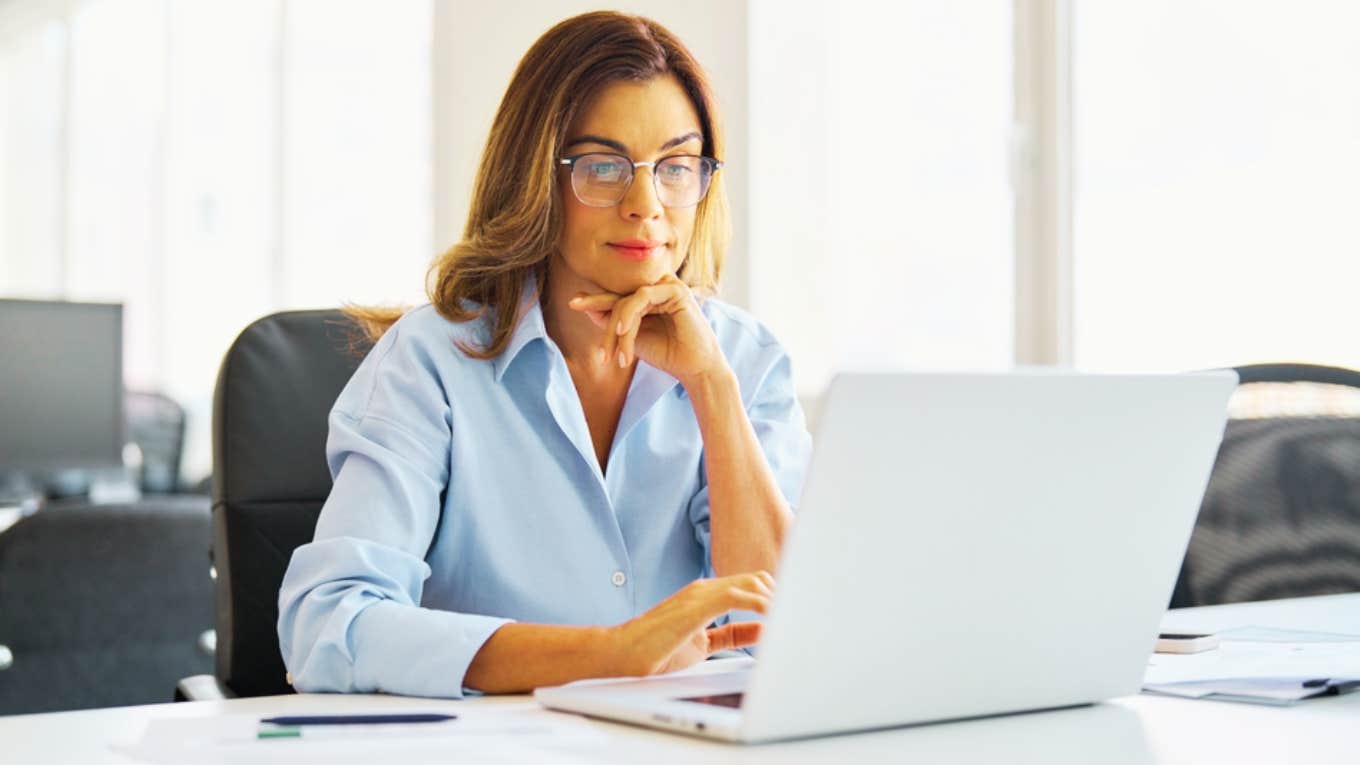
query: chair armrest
[{"left": 175, "top": 674, "right": 235, "bottom": 702}]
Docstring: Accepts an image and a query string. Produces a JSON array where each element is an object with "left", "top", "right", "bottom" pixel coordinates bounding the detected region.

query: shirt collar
[
  {"left": 488, "top": 276, "right": 686, "bottom": 404},
  {"left": 491, "top": 278, "right": 549, "bottom": 382}
]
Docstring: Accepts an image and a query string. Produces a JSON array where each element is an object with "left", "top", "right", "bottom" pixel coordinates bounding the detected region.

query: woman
[{"left": 278, "top": 11, "right": 812, "bottom": 698}]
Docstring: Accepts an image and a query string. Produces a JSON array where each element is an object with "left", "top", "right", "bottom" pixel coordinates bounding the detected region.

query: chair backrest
[
  {"left": 212, "top": 309, "right": 370, "bottom": 697},
  {"left": 125, "top": 390, "right": 186, "bottom": 493},
  {"left": 1171, "top": 363, "right": 1360, "bottom": 607},
  {"left": 0, "top": 497, "right": 213, "bottom": 714}
]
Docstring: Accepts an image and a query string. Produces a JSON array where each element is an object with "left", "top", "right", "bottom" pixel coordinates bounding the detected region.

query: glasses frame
[{"left": 556, "top": 152, "right": 724, "bottom": 209}]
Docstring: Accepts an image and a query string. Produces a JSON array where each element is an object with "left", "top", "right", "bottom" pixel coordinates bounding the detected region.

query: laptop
[{"left": 535, "top": 370, "right": 1237, "bottom": 743}]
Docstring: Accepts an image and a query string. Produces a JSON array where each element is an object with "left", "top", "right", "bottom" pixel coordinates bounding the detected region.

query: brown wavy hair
[{"left": 347, "top": 11, "right": 730, "bottom": 358}]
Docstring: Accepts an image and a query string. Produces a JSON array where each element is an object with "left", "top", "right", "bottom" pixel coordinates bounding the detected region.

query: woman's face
[{"left": 555, "top": 74, "right": 704, "bottom": 295}]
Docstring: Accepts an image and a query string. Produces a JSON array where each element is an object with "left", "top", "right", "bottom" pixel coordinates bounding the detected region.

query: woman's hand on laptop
[{"left": 610, "top": 571, "right": 774, "bottom": 677}]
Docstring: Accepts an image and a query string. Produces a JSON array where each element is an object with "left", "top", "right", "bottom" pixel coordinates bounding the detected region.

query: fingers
[
  {"left": 622, "top": 571, "right": 776, "bottom": 677},
  {"left": 610, "top": 287, "right": 659, "bottom": 340},
  {"left": 612, "top": 284, "right": 688, "bottom": 367},
  {"left": 567, "top": 294, "right": 617, "bottom": 331},
  {"left": 567, "top": 292, "right": 619, "bottom": 311},
  {"left": 720, "top": 587, "right": 770, "bottom": 616},
  {"left": 724, "top": 572, "right": 775, "bottom": 615},
  {"left": 609, "top": 289, "right": 655, "bottom": 368},
  {"left": 568, "top": 292, "right": 620, "bottom": 363},
  {"left": 616, "top": 313, "right": 636, "bottom": 369},
  {"left": 724, "top": 570, "right": 776, "bottom": 597},
  {"left": 705, "top": 622, "right": 763, "bottom": 653},
  {"left": 692, "top": 571, "right": 777, "bottom": 624},
  {"left": 581, "top": 309, "right": 609, "bottom": 330},
  {"left": 747, "top": 571, "right": 775, "bottom": 600},
  {"left": 566, "top": 283, "right": 693, "bottom": 368}
]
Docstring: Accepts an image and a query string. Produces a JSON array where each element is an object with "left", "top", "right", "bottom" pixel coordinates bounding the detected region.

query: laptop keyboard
[{"left": 677, "top": 692, "right": 745, "bottom": 708}]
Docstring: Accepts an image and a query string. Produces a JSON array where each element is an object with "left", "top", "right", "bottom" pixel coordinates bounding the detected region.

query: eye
[
  {"left": 586, "top": 160, "right": 626, "bottom": 182},
  {"left": 658, "top": 162, "right": 693, "bottom": 185}
]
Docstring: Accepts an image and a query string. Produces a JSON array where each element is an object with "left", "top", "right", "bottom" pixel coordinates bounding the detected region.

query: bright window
[
  {"left": 0, "top": 0, "right": 434, "bottom": 481},
  {"left": 0, "top": 9, "right": 66, "bottom": 296},
  {"left": 1072, "top": 1, "right": 1360, "bottom": 372},
  {"left": 751, "top": 1, "right": 1015, "bottom": 393}
]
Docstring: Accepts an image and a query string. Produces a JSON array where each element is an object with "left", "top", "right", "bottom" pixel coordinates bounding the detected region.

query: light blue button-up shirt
[{"left": 277, "top": 287, "right": 813, "bottom": 698}]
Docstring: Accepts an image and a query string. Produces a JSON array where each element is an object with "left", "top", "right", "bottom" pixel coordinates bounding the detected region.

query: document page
[{"left": 112, "top": 704, "right": 607, "bottom": 765}]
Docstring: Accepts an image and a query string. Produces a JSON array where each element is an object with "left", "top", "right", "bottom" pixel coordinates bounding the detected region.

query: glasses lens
[
  {"left": 571, "top": 154, "right": 632, "bottom": 207},
  {"left": 654, "top": 156, "right": 715, "bottom": 208}
]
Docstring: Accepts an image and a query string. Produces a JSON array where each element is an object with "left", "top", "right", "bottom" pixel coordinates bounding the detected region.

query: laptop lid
[{"left": 738, "top": 371, "right": 1236, "bottom": 742}]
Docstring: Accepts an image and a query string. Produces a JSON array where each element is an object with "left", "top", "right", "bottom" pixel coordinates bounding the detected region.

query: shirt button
[{"left": 611, "top": 571, "right": 627, "bottom": 587}]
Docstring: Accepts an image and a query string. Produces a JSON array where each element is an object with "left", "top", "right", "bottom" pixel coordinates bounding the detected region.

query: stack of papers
[
  {"left": 1143, "top": 626, "right": 1360, "bottom": 706},
  {"left": 1144, "top": 676, "right": 1359, "bottom": 705}
]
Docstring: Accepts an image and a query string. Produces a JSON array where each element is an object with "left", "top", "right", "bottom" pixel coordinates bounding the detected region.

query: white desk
[{"left": 5, "top": 594, "right": 1356, "bottom": 764}]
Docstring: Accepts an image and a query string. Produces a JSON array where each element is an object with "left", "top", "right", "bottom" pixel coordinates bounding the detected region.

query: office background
[
  {"left": 4, "top": 0, "right": 1358, "bottom": 486},
  {"left": 1, "top": 0, "right": 1360, "bottom": 728}
]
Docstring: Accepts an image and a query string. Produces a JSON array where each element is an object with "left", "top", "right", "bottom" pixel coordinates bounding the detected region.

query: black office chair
[
  {"left": 1171, "top": 363, "right": 1360, "bottom": 607},
  {"left": 125, "top": 390, "right": 188, "bottom": 494},
  {"left": 0, "top": 496, "right": 213, "bottom": 715},
  {"left": 180, "top": 309, "right": 372, "bottom": 700}
]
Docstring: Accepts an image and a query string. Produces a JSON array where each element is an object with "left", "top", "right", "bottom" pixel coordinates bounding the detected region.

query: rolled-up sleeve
[
  {"left": 688, "top": 343, "right": 813, "bottom": 643},
  {"left": 277, "top": 324, "right": 512, "bottom": 698}
]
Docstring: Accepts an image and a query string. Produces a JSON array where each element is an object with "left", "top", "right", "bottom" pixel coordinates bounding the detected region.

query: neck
[{"left": 541, "top": 254, "right": 629, "bottom": 377}]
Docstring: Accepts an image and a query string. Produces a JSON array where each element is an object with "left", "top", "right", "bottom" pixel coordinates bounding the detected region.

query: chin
[
  {"left": 595, "top": 272, "right": 655, "bottom": 295},
  {"left": 594, "top": 261, "right": 676, "bottom": 293}
]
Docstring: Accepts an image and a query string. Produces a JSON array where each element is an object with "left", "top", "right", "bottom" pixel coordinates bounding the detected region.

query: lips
[{"left": 607, "top": 239, "right": 664, "bottom": 261}]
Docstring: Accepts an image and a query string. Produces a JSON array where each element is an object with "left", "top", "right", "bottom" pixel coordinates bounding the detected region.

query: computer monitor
[{"left": 0, "top": 299, "right": 124, "bottom": 479}]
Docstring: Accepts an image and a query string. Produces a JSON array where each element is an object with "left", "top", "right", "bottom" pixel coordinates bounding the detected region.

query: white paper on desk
[
  {"left": 111, "top": 707, "right": 606, "bottom": 765},
  {"left": 1143, "top": 638, "right": 1360, "bottom": 707},
  {"left": 1214, "top": 625, "right": 1360, "bottom": 643},
  {"left": 1142, "top": 677, "right": 1346, "bottom": 705},
  {"left": 1144, "top": 639, "right": 1360, "bottom": 686}
]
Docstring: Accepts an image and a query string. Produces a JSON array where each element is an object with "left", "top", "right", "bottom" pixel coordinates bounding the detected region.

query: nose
[{"left": 618, "top": 165, "right": 663, "bottom": 221}]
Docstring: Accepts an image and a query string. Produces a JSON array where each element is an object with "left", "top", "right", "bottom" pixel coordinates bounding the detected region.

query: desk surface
[{"left": 5, "top": 593, "right": 1357, "bottom": 764}]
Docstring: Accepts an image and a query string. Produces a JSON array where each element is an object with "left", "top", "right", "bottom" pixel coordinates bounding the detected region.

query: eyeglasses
[{"left": 557, "top": 153, "right": 722, "bottom": 209}]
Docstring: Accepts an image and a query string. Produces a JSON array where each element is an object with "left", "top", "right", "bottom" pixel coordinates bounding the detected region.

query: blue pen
[
  {"left": 260, "top": 713, "right": 457, "bottom": 726},
  {"left": 258, "top": 713, "right": 458, "bottom": 740}
]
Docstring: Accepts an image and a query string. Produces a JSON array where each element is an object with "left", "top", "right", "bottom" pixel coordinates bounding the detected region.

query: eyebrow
[{"left": 564, "top": 131, "right": 703, "bottom": 155}]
